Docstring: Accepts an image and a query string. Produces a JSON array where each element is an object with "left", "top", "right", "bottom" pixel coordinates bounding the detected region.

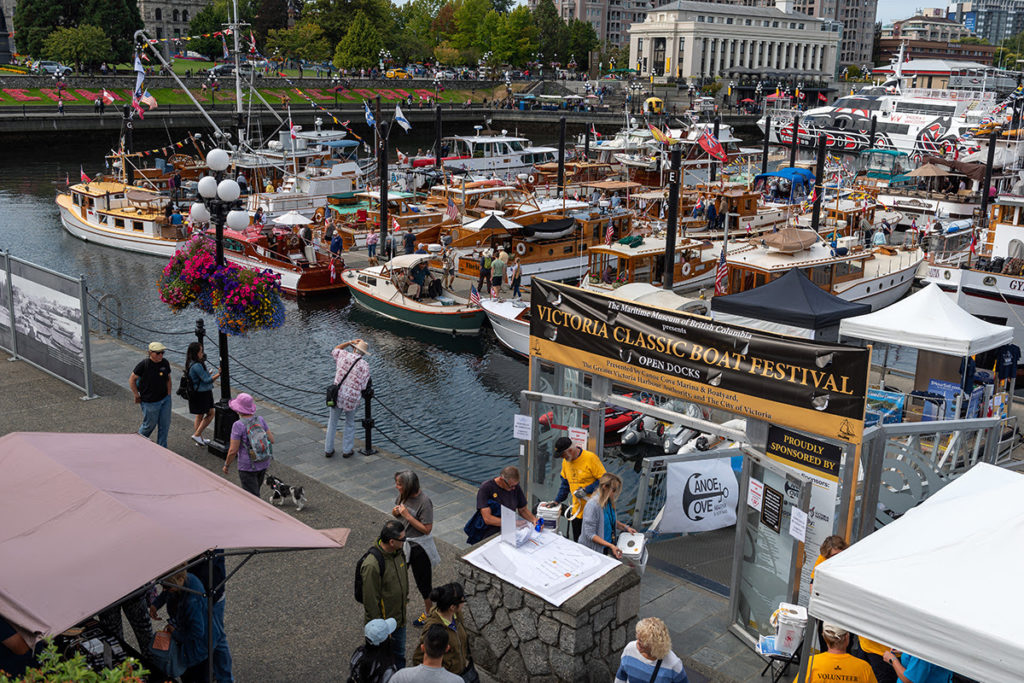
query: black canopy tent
[{"left": 711, "top": 269, "right": 871, "bottom": 341}]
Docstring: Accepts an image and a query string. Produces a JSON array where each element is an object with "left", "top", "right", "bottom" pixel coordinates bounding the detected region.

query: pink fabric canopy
[{"left": 0, "top": 432, "right": 347, "bottom": 644}]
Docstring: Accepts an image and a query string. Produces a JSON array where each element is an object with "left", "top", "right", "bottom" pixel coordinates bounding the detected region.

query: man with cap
[
  {"left": 796, "top": 623, "right": 878, "bottom": 683},
  {"left": 549, "top": 436, "right": 606, "bottom": 542},
  {"left": 326, "top": 339, "right": 372, "bottom": 458},
  {"left": 361, "top": 521, "right": 410, "bottom": 669},
  {"left": 129, "top": 341, "right": 173, "bottom": 448},
  {"left": 348, "top": 618, "right": 400, "bottom": 683}
]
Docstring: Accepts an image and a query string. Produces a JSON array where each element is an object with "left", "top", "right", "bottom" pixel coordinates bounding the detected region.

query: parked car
[
  {"left": 34, "top": 61, "right": 73, "bottom": 77},
  {"left": 386, "top": 68, "right": 411, "bottom": 79},
  {"left": 435, "top": 69, "right": 456, "bottom": 80},
  {"left": 206, "top": 64, "right": 235, "bottom": 77}
]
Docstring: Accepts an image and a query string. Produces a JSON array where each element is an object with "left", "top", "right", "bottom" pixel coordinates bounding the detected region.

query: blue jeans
[
  {"left": 367, "top": 243, "right": 377, "bottom": 258},
  {"left": 391, "top": 626, "right": 406, "bottom": 669},
  {"left": 139, "top": 395, "right": 172, "bottom": 448},
  {"left": 325, "top": 405, "right": 357, "bottom": 455},
  {"left": 212, "top": 598, "right": 233, "bottom": 683}
]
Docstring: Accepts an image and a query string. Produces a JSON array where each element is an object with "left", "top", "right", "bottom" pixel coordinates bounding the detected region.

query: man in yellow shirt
[
  {"left": 795, "top": 623, "right": 877, "bottom": 683},
  {"left": 550, "top": 436, "right": 606, "bottom": 541}
]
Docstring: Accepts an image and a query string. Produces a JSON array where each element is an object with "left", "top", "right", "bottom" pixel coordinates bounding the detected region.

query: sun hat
[
  {"left": 364, "top": 618, "right": 398, "bottom": 645},
  {"left": 351, "top": 340, "right": 371, "bottom": 355},
  {"left": 148, "top": 341, "right": 167, "bottom": 352},
  {"left": 554, "top": 436, "right": 574, "bottom": 455},
  {"left": 822, "top": 623, "right": 848, "bottom": 639},
  {"left": 228, "top": 393, "right": 256, "bottom": 415}
]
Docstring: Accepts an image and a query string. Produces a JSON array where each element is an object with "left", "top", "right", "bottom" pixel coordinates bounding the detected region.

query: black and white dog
[{"left": 265, "top": 474, "right": 307, "bottom": 511}]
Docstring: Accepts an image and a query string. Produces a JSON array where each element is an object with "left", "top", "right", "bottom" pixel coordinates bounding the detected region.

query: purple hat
[{"left": 228, "top": 393, "right": 256, "bottom": 415}]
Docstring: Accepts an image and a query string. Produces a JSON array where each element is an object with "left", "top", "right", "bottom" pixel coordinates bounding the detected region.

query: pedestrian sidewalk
[{"left": 82, "top": 333, "right": 770, "bottom": 682}]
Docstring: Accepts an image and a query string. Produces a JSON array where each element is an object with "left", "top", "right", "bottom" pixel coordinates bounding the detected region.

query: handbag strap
[
  {"left": 334, "top": 355, "right": 360, "bottom": 390},
  {"left": 648, "top": 659, "right": 662, "bottom": 683}
]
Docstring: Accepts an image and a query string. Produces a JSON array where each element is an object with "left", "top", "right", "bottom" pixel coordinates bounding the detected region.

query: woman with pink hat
[{"left": 223, "top": 393, "right": 275, "bottom": 496}]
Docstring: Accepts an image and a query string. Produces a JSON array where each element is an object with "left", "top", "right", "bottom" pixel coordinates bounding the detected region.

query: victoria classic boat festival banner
[{"left": 528, "top": 280, "right": 871, "bottom": 445}]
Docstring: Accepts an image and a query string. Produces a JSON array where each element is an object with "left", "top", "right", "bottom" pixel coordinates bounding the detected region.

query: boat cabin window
[
  {"left": 805, "top": 265, "right": 832, "bottom": 289},
  {"left": 97, "top": 214, "right": 107, "bottom": 224},
  {"left": 833, "top": 259, "right": 863, "bottom": 283},
  {"left": 509, "top": 140, "right": 525, "bottom": 151},
  {"left": 114, "top": 218, "right": 125, "bottom": 228},
  {"left": 133, "top": 221, "right": 144, "bottom": 232},
  {"left": 72, "top": 193, "right": 81, "bottom": 206},
  {"left": 358, "top": 274, "right": 377, "bottom": 287}
]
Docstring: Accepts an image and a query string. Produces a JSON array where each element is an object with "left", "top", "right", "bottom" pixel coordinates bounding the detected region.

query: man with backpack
[
  {"left": 358, "top": 521, "right": 410, "bottom": 669},
  {"left": 129, "top": 341, "right": 173, "bottom": 448}
]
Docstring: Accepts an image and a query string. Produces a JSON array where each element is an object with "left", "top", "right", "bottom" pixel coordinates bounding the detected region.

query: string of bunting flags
[{"left": 109, "top": 134, "right": 201, "bottom": 159}]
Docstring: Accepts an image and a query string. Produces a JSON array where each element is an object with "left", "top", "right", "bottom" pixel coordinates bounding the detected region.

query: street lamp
[
  {"left": 433, "top": 73, "right": 441, "bottom": 103},
  {"left": 331, "top": 74, "right": 340, "bottom": 107},
  {"left": 189, "top": 147, "right": 248, "bottom": 457}
]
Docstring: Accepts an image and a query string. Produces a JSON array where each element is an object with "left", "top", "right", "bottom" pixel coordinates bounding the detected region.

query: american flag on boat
[
  {"left": 714, "top": 250, "right": 728, "bottom": 295},
  {"left": 605, "top": 224, "right": 614, "bottom": 245},
  {"left": 469, "top": 284, "right": 481, "bottom": 307},
  {"left": 446, "top": 197, "right": 459, "bottom": 222}
]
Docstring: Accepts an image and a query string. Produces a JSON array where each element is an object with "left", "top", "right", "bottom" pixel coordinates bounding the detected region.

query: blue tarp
[
  {"left": 753, "top": 167, "right": 815, "bottom": 184},
  {"left": 322, "top": 140, "right": 359, "bottom": 148}
]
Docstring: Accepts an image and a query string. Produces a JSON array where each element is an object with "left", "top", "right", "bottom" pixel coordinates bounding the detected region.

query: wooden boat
[
  {"left": 580, "top": 235, "right": 718, "bottom": 293},
  {"left": 218, "top": 227, "right": 347, "bottom": 296},
  {"left": 334, "top": 190, "right": 452, "bottom": 251},
  {"left": 344, "top": 254, "right": 486, "bottom": 335},
  {"left": 56, "top": 180, "right": 185, "bottom": 257},
  {"left": 725, "top": 232, "right": 924, "bottom": 310}
]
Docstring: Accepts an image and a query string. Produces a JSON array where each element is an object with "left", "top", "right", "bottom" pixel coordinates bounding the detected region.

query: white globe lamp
[
  {"left": 189, "top": 202, "right": 211, "bottom": 223},
  {"left": 226, "top": 210, "right": 250, "bottom": 230},
  {"left": 197, "top": 176, "right": 218, "bottom": 199},
  {"left": 206, "top": 148, "right": 230, "bottom": 172},
  {"left": 217, "top": 178, "right": 241, "bottom": 202}
]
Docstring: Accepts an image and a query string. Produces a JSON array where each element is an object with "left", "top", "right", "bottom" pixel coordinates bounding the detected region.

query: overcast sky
[{"left": 875, "top": 1, "right": 941, "bottom": 25}]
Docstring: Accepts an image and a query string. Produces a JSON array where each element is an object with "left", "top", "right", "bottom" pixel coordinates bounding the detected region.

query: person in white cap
[
  {"left": 129, "top": 341, "right": 173, "bottom": 448},
  {"left": 348, "top": 618, "right": 400, "bottom": 683},
  {"left": 797, "top": 623, "right": 878, "bottom": 683},
  {"left": 325, "top": 339, "right": 371, "bottom": 458}
]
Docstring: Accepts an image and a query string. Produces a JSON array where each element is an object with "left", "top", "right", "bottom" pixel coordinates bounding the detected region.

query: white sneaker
[{"left": 191, "top": 435, "right": 206, "bottom": 447}]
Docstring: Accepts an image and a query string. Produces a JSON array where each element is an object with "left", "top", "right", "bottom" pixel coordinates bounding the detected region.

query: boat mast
[{"left": 231, "top": 0, "right": 244, "bottom": 147}]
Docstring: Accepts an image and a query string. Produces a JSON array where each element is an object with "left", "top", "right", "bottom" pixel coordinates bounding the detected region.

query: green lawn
[{"left": 0, "top": 84, "right": 504, "bottom": 107}]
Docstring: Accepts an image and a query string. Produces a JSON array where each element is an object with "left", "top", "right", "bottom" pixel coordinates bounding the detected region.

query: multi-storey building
[
  {"left": 947, "top": 1, "right": 1024, "bottom": 45},
  {"left": 0, "top": 0, "right": 15, "bottom": 55},
  {"left": 137, "top": 0, "right": 210, "bottom": 52},
  {"left": 528, "top": 0, "right": 651, "bottom": 45},
  {"left": 792, "top": 0, "right": 876, "bottom": 67},
  {"left": 628, "top": 0, "right": 840, "bottom": 79},
  {"left": 881, "top": 14, "right": 974, "bottom": 42}
]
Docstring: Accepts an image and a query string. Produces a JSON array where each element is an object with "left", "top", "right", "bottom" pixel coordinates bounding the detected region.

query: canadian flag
[
  {"left": 397, "top": 150, "right": 408, "bottom": 165},
  {"left": 392, "top": 216, "right": 401, "bottom": 231},
  {"left": 289, "top": 120, "right": 298, "bottom": 140},
  {"left": 80, "top": 166, "right": 92, "bottom": 183},
  {"left": 101, "top": 89, "right": 115, "bottom": 105}
]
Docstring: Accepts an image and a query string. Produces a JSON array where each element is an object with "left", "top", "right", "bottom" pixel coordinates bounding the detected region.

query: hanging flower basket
[{"left": 158, "top": 235, "right": 286, "bottom": 336}]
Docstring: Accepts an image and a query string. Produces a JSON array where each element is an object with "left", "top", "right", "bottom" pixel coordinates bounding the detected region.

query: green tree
[
  {"left": 188, "top": 3, "right": 230, "bottom": 61},
  {"left": 493, "top": 6, "right": 537, "bottom": 66},
  {"left": 433, "top": 40, "right": 461, "bottom": 65},
  {"left": 395, "top": 0, "right": 442, "bottom": 63},
  {"left": 43, "top": 25, "right": 112, "bottom": 69},
  {"left": 306, "top": 0, "right": 393, "bottom": 47},
  {"left": 452, "top": 0, "right": 490, "bottom": 51},
  {"left": 80, "top": 0, "right": 143, "bottom": 63},
  {"left": 13, "top": 0, "right": 75, "bottom": 60},
  {"left": 252, "top": 0, "right": 290, "bottom": 50},
  {"left": 333, "top": 10, "right": 383, "bottom": 69},
  {"left": 532, "top": 0, "right": 567, "bottom": 63},
  {"left": 959, "top": 36, "right": 989, "bottom": 45},
  {"left": 432, "top": 2, "right": 457, "bottom": 43},
  {"left": 477, "top": 10, "right": 502, "bottom": 54},
  {"left": 566, "top": 19, "right": 597, "bottom": 70},
  {"left": 266, "top": 22, "right": 331, "bottom": 62}
]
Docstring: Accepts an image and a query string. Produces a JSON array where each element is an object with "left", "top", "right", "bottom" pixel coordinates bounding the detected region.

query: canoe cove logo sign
[{"left": 683, "top": 472, "right": 730, "bottom": 521}]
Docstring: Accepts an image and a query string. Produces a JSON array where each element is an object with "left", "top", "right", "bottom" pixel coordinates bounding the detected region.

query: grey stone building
[{"left": 137, "top": 0, "right": 211, "bottom": 55}]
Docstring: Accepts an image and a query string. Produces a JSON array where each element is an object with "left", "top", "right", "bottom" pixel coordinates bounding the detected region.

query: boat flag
[
  {"left": 101, "top": 89, "right": 115, "bottom": 105},
  {"left": 698, "top": 129, "right": 728, "bottom": 163},
  {"left": 132, "top": 53, "right": 146, "bottom": 98},
  {"left": 818, "top": 92, "right": 827, "bottom": 102},
  {"left": 289, "top": 119, "right": 298, "bottom": 140},
  {"left": 470, "top": 284, "right": 481, "bottom": 307},
  {"left": 714, "top": 249, "right": 728, "bottom": 295},
  {"left": 80, "top": 166, "right": 91, "bottom": 183},
  {"left": 249, "top": 31, "right": 258, "bottom": 55},
  {"left": 140, "top": 90, "right": 158, "bottom": 110},
  {"left": 392, "top": 216, "right": 401, "bottom": 232},
  {"left": 397, "top": 150, "right": 408, "bottom": 165},
  {"left": 605, "top": 224, "right": 614, "bottom": 245},
  {"left": 65, "top": 172, "right": 69, "bottom": 186},
  {"left": 446, "top": 197, "right": 459, "bottom": 222},
  {"left": 648, "top": 123, "right": 670, "bottom": 145},
  {"left": 591, "top": 124, "right": 601, "bottom": 139},
  {"left": 221, "top": 33, "right": 230, "bottom": 59},
  {"left": 970, "top": 230, "right": 978, "bottom": 254},
  {"left": 329, "top": 259, "right": 337, "bottom": 282},
  {"left": 394, "top": 103, "right": 412, "bottom": 132},
  {"left": 364, "top": 101, "right": 376, "bottom": 128},
  {"left": 131, "top": 96, "right": 145, "bottom": 119}
]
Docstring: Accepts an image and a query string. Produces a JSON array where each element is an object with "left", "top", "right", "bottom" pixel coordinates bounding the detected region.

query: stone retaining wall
[{"left": 456, "top": 553, "right": 640, "bottom": 683}]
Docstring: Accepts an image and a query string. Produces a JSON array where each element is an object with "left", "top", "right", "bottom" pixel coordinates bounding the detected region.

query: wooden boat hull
[
  {"left": 56, "top": 193, "right": 182, "bottom": 257},
  {"left": 344, "top": 270, "right": 486, "bottom": 335}
]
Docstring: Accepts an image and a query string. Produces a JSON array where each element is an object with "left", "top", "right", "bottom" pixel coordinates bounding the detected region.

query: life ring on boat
[
  {"left": 313, "top": 207, "right": 325, "bottom": 224},
  {"left": 681, "top": 262, "right": 691, "bottom": 277},
  {"left": 527, "top": 175, "right": 536, "bottom": 185},
  {"left": 516, "top": 242, "right": 527, "bottom": 256},
  {"left": 287, "top": 234, "right": 300, "bottom": 248}
]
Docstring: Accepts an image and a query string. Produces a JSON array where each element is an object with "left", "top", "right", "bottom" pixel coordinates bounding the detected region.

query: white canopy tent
[
  {"left": 838, "top": 283, "right": 1013, "bottom": 356},
  {"left": 809, "top": 464, "right": 1024, "bottom": 683}
]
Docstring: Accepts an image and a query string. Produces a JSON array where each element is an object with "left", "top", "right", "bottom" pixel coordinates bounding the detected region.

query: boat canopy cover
[
  {"left": 838, "top": 282, "right": 1013, "bottom": 356},
  {"left": 922, "top": 155, "right": 988, "bottom": 182},
  {"left": 124, "top": 189, "right": 163, "bottom": 203},
  {"left": 711, "top": 268, "right": 870, "bottom": 329},
  {"left": 811, "top": 463, "right": 1024, "bottom": 683},
  {"left": 322, "top": 140, "right": 360, "bottom": 148},
  {"left": 753, "top": 167, "right": 815, "bottom": 184}
]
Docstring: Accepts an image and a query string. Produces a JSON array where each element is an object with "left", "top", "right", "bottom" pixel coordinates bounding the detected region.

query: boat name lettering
[{"left": 1008, "top": 279, "right": 1024, "bottom": 292}]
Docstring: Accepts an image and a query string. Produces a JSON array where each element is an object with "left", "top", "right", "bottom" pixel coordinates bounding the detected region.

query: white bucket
[
  {"left": 537, "top": 502, "right": 561, "bottom": 530},
  {"left": 617, "top": 533, "right": 648, "bottom": 576},
  {"left": 772, "top": 603, "right": 807, "bottom": 655}
]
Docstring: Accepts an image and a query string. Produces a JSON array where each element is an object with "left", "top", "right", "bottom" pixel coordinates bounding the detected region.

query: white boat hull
[
  {"left": 835, "top": 258, "right": 921, "bottom": 309},
  {"left": 58, "top": 202, "right": 182, "bottom": 257},
  {"left": 922, "top": 264, "right": 1024, "bottom": 347},
  {"left": 481, "top": 299, "right": 530, "bottom": 356}
]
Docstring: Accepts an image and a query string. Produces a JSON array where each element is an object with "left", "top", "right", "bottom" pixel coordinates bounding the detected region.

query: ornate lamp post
[
  {"left": 188, "top": 148, "right": 249, "bottom": 456},
  {"left": 331, "top": 74, "right": 340, "bottom": 107},
  {"left": 433, "top": 73, "right": 441, "bottom": 102}
]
